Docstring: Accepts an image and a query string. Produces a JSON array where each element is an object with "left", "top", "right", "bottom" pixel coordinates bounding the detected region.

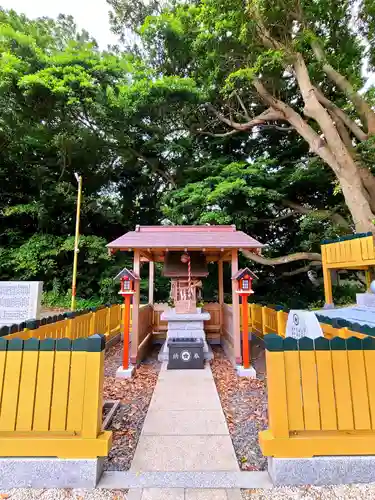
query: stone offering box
[
  {"left": 159, "top": 310, "right": 212, "bottom": 362},
  {"left": 167, "top": 338, "right": 204, "bottom": 369}
]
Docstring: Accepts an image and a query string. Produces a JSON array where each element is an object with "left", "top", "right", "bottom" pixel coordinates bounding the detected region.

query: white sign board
[
  {"left": 286, "top": 310, "right": 323, "bottom": 340},
  {"left": 0, "top": 281, "right": 43, "bottom": 326}
]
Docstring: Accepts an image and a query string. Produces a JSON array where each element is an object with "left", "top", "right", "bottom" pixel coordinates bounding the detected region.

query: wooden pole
[
  {"left": 321, "top": 247, "right": 333, "bottom": 306},
  {"left": 323, "top": 265, "right": 333, "bottom": 306},
  {"left": 122, "top": 294, "right": 131, "bottom": 369},
  {"left": 148, "top": 261, "right": 154, "bottom": 305},
  {"left": 241, "top": 294, "right": 250, "bottom": 369},
  {"left": 130, "top": 250, "right": 141, "bottom": 364},
  {"left": 218, "top": 260, "right": 224, "bottom": 304},
  {"left": 231, "top": 249, "right": 241, "bottom": 364},
  {"left": 218, "top": 260, "right": 224, "bottom": 333}
]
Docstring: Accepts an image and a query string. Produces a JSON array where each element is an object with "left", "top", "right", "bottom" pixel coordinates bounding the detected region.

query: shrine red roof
[{"left": 107, "top": 225, "right": 264, "bottom": 250}]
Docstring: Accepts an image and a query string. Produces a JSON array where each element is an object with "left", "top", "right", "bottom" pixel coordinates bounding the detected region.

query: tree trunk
[
  {"left": 253, "top": 77, "right": 375, "bottom": 232},
  {"left": 358, "top": 166, "right": 375, "bottom": 213},
  {"left": 311, "top": 40, "right": 375, "bottom": 135},
  {"left": 292, "top": 54, "right": 375, "bottom": 233}
]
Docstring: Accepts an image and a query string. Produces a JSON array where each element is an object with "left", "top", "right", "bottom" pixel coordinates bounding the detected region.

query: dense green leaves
[{"left": 0, "top": 2, "right": 372, "bottom": 308}]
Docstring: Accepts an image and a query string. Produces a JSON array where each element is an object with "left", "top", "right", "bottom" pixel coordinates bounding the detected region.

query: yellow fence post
[
  {"left": 276, "top": 310, "right": 287, "bottom": 337},
  {"left": 90, "top": 310, "right": 96, "bottom": 336},
  {"left": 81, "top": 335, "right": 105, "bottom": 439},
  {"left": 66, "top": 316, "right": 73, "bottom": 339},
  {"left": 263, "top": 336, "right": 289, "bottom": 438},
  {"left": 250, "top": 304, "right": 255, "bottom": 330},
  {"left": 261, "top": 307, "right": 267, "bottom": 335},
  {"left": 106, "top": 306, "right": 111, "bottom": 337}
]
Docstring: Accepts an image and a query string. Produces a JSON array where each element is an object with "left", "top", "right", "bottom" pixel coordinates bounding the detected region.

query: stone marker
[
  {"left": 286, "top": 310, "right": 323, "bottom": 339},
  {"left": 0, "top": 281, "right": 43, "bottom": 325}
]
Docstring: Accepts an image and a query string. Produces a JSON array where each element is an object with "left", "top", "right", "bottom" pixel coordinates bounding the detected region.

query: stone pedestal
[
  {"left": 268, "top": 456, "right": 375, "bottom": 486},
  {"left": 357, "top": 293, "right": 375, "bottom": 307},
  {"left": 236, "top": 365, "right": 257, "bottom": 378},
  {"left": 0, "top": 457, "right": 104, "bottom": 488},
  {"left": 158, "top": 310, "right": 213, "bottom": 362},
  {"left": 116, "top": 364, "right": 135, "bottom": 379}
]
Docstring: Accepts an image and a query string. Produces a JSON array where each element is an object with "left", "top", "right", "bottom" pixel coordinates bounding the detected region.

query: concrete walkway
[{"left": 128, "top": 362, "right": 241, "bottom": 499}]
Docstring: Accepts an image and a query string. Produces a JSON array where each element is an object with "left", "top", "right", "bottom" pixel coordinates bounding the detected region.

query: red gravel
[
  {"left": 211, "top": 346, "right": 268, "bottom": 471},
  {"left": 103, "top": 341, "right": 161, "bottom": 471}
]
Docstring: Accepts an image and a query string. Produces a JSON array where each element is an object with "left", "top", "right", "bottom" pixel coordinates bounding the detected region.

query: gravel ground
[
  {"left": 242, "top": 483, "right": 375, "bottom": 499},
  {"left": 211, "top": 345, "right": 268, "bottom": 471},
  {"left": 0, "top": 489, "right": 127, "bottom": 499},
  {"left": 103, "top": 341, "right": 161, "bottom": 471}
]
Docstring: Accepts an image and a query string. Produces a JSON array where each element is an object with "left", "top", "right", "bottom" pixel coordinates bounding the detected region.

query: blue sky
[{"left": 1, "top": 0, "right": 119, "bottom": 48}]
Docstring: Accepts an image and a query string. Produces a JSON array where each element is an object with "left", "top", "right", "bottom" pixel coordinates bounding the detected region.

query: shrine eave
[{"left": 107, "top": 225, "right": 264, "bottom": 253}]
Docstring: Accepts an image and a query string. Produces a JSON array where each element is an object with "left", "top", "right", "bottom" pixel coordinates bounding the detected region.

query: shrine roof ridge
[
  {"left": 134, "top": 225, "right": 237, "bottom": 232},
  {"left": 107, "top": 225, "right": 264, "bottom": 250}
]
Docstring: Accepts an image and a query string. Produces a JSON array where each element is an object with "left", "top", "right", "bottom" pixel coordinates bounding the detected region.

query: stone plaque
[
  {"left": 286, "top": 310, "right": 323, "bottom": 340},
  {"left": 0, "top": 281, "right": 43, "bottom": 325}
]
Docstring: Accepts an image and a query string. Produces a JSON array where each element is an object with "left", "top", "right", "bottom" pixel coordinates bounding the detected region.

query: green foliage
[{"left": 0, "top": 2, "right": 373, "bottom": 311}]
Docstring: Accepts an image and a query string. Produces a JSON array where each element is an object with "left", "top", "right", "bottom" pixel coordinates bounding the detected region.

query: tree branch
[
  {"left": 282, "top": 200, "right": 349, "bottom": 228},
  {"left": 252, "top": 78, "right": 343, "bottom": 172},
  {"left": 205, "top": 103, "right": 286, "bottom": 131},
  {"left": 197, "top": 128, "right": 241, "bottom": 138},
  {"left": 313, "top": 86, "right": 367, "bottom": 142},
  {"left": 241, "top": 249, "right": 322, "bottom": 266},
  {"left": 281, "top": 261, "right": 322, "bottom": 277},
  {"left": 327, "top": 109, "right": 355, "bottom": 153},
  {"left": 254, "top": 212, "right": 294, "bottom": 223},
  {"left": 233, "top": 91, "right": 251, "bottom": 120},
  {"left": 358, "top": 166, "right": 375, "bottom": 213},
  {"left": 311, "top": 40, "right": 375, "bottom": 135}
]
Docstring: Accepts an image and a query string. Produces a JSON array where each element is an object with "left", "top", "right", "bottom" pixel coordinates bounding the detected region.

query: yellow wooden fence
[
  {"left": 0, "top": 334, "right": 111, "bottom": 458},
  {"left": 3, "top": 304, "right": 123, "bottom": 343},
  {"left": 248, "top": 304, "right": 368, "bottom": 341},
  {"left": 260, "top": 334, "right": 375, "bottom": 457},
  {"left": 322, "top": 233, "right": 375, "bottom": 268},
  {"left": 248, "top": 304, "right": 288, "bottom": 337}
]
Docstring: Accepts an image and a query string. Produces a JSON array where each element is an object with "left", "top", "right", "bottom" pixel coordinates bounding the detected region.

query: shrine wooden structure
[{"left": 107, "top": 225, "right": 264, "bottom": 365}]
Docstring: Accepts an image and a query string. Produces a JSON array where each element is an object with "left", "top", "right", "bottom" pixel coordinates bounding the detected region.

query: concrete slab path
[{"left": 128, "top": 362, "right": 241, "bottom": 499}]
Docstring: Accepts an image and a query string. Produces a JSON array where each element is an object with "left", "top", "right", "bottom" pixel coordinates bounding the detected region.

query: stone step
[{"left": 97, "top": 471, "right": 272, "bottom": 489}]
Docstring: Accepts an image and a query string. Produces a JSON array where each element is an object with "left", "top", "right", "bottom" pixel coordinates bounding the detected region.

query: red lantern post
[
  {"left": 122, "top": 278, "right": 132, "bottom": 370},
  {"left": 115, "top": 269, "right": 138, "bottom": 373},
  {"left": 241, "top": 287, "right": 250, "bottom": 369},
  {"left": 233, "top": 268, "right": 256, "bottom": 370}
]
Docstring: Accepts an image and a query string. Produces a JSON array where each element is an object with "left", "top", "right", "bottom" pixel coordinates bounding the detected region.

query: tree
[
  {"left": 0, "top": 9, "right": 169, "bottom": 302},
  {"left": 132, "top": 0, "right": 375, "bottom": 232}
]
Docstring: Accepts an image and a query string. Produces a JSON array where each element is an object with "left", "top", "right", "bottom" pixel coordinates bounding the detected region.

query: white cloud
[{"left": 1, "top": 0, "right": 119, "bottom": 48}]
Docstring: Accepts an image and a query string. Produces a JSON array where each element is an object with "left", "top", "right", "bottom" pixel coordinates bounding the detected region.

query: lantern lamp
[
  {"left": 114, "top": 268, "right": 139, "bottom": 296},
  {"left": 233, "top": 268, "right": 258, "bottom": 295}
]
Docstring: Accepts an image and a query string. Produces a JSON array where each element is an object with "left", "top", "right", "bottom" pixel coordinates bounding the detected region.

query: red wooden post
[
  {"left": 241, "top": 294, "right": 250, "bottom": 369},
  {"left": 122, "top": 294, "right": 131, "bottom": 369}
]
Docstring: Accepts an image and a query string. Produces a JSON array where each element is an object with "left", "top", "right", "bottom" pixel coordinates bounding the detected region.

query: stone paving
[{"left": 127, "top": 362, "right": 242, "bottom": 499}]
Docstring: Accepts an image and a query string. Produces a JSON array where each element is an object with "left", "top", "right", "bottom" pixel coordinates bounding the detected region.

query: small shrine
[
  {"left": 160, "top": 250, "right": 211, "bottom": 361},
  {"left": 163, "top": 250, "right": 207, "bottom": 313},
  {"left": 107, "top": 225, "right": 264, "bottom": 375}
]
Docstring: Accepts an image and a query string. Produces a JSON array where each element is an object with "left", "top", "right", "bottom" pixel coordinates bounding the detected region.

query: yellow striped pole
[{"left": 71, "top": 174, "right": 83, "bottom": 312}]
